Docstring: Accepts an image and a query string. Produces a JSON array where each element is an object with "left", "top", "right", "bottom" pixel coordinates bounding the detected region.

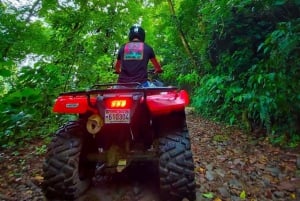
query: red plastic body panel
[
  {"left": 52, "top": 89, "right": 189, "bottom": 116},
  {"left": 146, "top": 90, "right": 189, "bottom": 116},
  {"left": 53, "top": 95, "right": 98, "bottom": 114}
]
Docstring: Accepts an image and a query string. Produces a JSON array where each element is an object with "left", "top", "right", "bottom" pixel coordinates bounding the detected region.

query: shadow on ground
[{"left": 76, "top": 164, "right": 161, "bottom": 201}]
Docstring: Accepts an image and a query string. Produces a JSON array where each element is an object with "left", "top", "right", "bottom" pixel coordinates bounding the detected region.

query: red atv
[{"left": 42, "top": 76, "right": 196, "bottom": 201}]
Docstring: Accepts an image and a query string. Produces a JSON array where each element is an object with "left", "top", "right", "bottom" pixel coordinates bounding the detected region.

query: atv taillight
[
  {"left": 111, "top": 100, "right": 126, "bottom": 107},
  {"left": 105, "top": 98, "right": 132, "bottom": 109}
]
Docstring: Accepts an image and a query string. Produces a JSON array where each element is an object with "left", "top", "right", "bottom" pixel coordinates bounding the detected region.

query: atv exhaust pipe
[{"left": 86, "top": 114, "right": 103, "bottom": 135}]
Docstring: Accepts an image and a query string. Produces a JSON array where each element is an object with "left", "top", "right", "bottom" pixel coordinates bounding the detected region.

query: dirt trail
[
  {"left": 187, "top": 115, "right": 300, "bottom": 201},
  {"left": 0, "top": 114, "right": 299, "bottom": 201}
]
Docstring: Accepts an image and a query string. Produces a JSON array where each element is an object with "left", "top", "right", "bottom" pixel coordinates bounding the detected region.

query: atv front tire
[
  {"left": 159, "top": 127, "right": 196, "bottom": 201},
  {"left": 42, "top": 121, "right": 91, "bottom": 200}
]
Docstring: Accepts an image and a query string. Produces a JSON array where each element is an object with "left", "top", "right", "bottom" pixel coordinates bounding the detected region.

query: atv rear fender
[
  {"left": 52, "top": 87, "right": 189, "bottom": 116},
  {"left": 53, "top": 95, "right": 98, "bottom": 114},
  {"left": 146, "top": 90, "right": 189, "bottom": 116}
]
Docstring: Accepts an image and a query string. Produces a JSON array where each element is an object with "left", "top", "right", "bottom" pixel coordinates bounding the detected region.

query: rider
[{"left": 114, "top": 25, "right": 163, "bottom": 86}]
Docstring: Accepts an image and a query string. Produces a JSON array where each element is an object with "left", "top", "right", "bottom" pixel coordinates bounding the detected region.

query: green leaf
[
  {"left": 257, "top": 43, "right": 264, "bottom": 52},
  {"left": 240, "top": 190, "right": 246, "bottom": 200},
  {"left": 0, "top": 69, "right": 12, "bottom": 77},
  {"left": 21, "top": 87, "right": 40, "bottom": 97},
  {"left": 203, "top": 192, "right": 214, "bottom": 199},
  {"left": 274, "top": 0, "right": 286, "bottom": 6}
]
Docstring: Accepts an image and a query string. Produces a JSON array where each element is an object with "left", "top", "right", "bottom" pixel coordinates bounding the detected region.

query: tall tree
[{"left": 166, "top": 0, "right": 196, "bottom": 67}]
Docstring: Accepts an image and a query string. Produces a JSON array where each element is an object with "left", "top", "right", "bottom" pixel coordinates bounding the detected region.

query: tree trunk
[{"left": 167, "top": 0, "right": 198, "bottom": 68}]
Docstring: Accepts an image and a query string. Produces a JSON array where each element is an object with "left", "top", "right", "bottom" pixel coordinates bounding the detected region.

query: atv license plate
[{"left": 105, "top": 109, "right": 130, "bottom": 123}]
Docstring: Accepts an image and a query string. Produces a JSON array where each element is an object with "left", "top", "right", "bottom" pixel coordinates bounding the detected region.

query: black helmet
[{"left": 128, "top": 25, "right": 145, "bottom": 42}]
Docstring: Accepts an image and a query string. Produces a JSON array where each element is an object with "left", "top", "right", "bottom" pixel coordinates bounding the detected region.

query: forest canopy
[{"left": 0, "top": 0, "right": 300, "bottom": 148}]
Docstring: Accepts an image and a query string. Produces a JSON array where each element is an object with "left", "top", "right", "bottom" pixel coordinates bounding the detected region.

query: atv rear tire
[
  {"left": 42, "top": 120, "right": 91, "bottom": 200},
  {"left": 159, "top": 127, "right": 196, "bottom": 201}
]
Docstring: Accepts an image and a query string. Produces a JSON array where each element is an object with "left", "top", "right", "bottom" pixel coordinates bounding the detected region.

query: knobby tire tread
[
  {"left": 159, "top": 129, "right": 196, "bottom": 201},
  {"left": 42, "top": 121, "right": 90, "bottom": 200}
]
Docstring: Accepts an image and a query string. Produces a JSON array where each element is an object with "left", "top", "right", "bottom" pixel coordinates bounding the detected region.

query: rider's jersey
[{"left": 117, "top": 41, "right": 156, "bottom": 83}]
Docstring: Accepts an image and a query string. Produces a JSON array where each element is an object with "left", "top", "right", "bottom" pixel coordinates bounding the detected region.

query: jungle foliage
[{"left": 0, "top": 0, "right": 299, "bottom": 148}]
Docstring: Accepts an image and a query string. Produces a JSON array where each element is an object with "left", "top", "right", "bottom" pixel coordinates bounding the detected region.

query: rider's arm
[
  {"left": 150, "top": 57, "right": 163, "bottom": 73},
  {"left": 114, "top": 59, "right": 121, "bottom": 74}
]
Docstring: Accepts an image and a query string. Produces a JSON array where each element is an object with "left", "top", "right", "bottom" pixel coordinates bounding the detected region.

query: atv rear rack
[
  {"left": 59, "top": 84, "right": 179, "bottom": 105},
  {"left": 60, "top": 83, "right": 178, "bottom": 96}
]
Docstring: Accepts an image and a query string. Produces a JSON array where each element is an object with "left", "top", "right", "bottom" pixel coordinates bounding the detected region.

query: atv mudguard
[
  {"left": 52, "top": 88, "right": 189, "bottom": 116},
  {"left": 146, "top": 90, "right": 189, "bottom": 116},
  {"left": 53, "top": 95, "right": 98, "bottom": 114}
]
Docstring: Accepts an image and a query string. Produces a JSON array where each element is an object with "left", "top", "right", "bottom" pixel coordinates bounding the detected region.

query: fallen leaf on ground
[
  {"left": 33, "top": 175, "right": 43, "bottom": 181},
  {"left": 195, "top": 167, "right": 205, "bottom": 174},
  {"left": 203, "top": 192, "right": 214, "bottom": 199},
  {"left": 240, "top": 190, "right": 246, "bottom": 200}
]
